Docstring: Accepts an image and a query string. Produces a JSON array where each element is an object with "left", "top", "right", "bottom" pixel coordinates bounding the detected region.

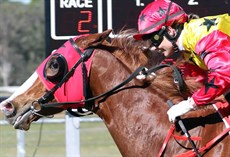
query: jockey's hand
[
  {"left": 167, "top": 97, "right": 197, "bottom": 123},
  {"left": 136, "top": 67, "right": 156, "bottom": 81}
]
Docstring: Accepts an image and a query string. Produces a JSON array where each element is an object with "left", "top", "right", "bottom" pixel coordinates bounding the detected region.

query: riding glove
[{"left": 167, "top": 97, "right": 196, "bottom": 123}]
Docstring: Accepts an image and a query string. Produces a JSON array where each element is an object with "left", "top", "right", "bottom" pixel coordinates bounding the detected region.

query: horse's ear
[{"left": 76, "top": 29, "right": 112, "bottom": 49}]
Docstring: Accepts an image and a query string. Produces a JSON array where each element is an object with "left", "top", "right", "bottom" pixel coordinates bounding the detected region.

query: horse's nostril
[{"left": 0, "top": 101, "right": 15, "bottom": 117}]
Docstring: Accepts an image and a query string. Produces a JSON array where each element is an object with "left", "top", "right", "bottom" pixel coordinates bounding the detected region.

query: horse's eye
[
  {"left": 50, "top": 61, "right": 59, "bottom": 70},
  {"left": 44, "top": 54, "right": 68, "bottom": 83}
]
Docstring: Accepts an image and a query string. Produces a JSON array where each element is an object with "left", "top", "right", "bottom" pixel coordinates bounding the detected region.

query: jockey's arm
[
  {"left": 191, "top": 30, "right": 230, "bottom": 106},
  {"left": 167, "top": 31, "right": 230, "bottom": 122}
]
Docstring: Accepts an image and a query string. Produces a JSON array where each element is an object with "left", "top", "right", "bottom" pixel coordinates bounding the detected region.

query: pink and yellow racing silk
[
  {"left": 180, "top": 14, "right": 230, "bottom": 106},
  {"left": 36, "top": 35, "right": 94, "bottom": 108}
]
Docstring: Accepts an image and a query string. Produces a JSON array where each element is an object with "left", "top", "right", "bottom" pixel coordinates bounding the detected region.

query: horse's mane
[{"left": 110, "top": 29, "right": 164, "bottom": 69}]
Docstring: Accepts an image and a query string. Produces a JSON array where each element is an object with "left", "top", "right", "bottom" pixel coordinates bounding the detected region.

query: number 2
[{"left": 78, "top": 11, "right": 92, "bottom": 33}]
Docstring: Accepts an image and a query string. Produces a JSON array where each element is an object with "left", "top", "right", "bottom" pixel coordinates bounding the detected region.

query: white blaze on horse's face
[{"left": 0, "top": 72, "right": 38, "bottom": 111}]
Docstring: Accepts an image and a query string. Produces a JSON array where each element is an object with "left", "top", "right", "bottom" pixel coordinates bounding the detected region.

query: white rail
[
  {"left": 0, "top": 116, "right": 102, "bottom": 157},
  {"left": 0, "top": 86, "right": 19, "bottom": 93}
]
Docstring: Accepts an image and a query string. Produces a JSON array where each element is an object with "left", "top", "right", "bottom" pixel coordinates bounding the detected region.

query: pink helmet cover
[{"left": 133, "top": 0, "right": 188, "bottom": 40}]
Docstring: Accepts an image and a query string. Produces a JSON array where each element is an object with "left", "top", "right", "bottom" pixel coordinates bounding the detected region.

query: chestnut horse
[{"left": 0, "top": 29, "right": 229, "bottom": 157}]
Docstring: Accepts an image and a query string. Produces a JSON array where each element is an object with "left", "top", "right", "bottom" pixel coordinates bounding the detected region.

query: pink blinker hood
[{"left": 36, "top": 35, "right": 94, "bottom": 109}]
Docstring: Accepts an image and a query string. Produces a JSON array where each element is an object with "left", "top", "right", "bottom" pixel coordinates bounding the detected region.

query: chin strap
[
  {"left": 172, "top": 41, "right": 179, "bottom": 53},
  {"left": 162, "top": 1, "right": 182, "bottom": 53}
]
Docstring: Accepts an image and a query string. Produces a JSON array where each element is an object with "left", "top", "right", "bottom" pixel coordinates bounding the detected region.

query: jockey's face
[{"left": 158, "top": 36, "right": 174, "bottom": 57}]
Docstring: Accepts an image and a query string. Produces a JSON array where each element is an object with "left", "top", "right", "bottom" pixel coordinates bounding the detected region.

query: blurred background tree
[{"left": 0, "top": 0, "right": 45, "bottom": 86}]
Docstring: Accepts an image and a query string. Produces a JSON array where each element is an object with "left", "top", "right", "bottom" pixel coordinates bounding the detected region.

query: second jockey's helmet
[{"left": 133, "top": 0, "right": 188, "bottom": 40}]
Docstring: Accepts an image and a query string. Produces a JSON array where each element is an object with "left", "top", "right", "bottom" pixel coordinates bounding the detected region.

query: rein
[
  {"left": 147, "top": 64, "right": 185, "bottom": 93},
  {"left": 33, "top": 64, "right": 183, "bottom": 117},
  {"left": 34, "top": 66, "right": 146, "bottom": 109},
  {"left": 38, "top": 64, "right": 183, "bottom": 108}
]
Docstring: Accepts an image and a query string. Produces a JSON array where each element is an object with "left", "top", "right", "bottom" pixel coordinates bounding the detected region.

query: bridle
[
  {"left": 31, "top": 38, "right": 95, "bottom": 117},
  {"left": 31, "top": 37, "right": 185, "bottom": 117}
]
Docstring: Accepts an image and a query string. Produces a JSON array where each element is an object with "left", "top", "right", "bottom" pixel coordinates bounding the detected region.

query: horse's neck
[
  {"left": 90, "top": 50, "right": 173, "bottom": 156},
  {"left": 89, "top": 48, "right": 229, "bottom": 156}
]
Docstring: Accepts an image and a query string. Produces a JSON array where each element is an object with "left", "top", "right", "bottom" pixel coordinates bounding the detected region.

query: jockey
[{"left": 133, "top": 0, "right": 230, "bottom": 122}]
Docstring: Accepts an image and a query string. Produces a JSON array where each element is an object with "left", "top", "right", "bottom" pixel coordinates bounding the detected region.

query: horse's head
[{"left": 0, "top": 29, "right": 112, "bottom": 130}]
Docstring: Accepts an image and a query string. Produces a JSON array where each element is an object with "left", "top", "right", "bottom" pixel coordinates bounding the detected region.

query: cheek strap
[
  {"left": 172, "top": 41, "right": 179, "bottom": 53},
  {"left": 164, "top": 24, "right": 184, "bottom": 53}
]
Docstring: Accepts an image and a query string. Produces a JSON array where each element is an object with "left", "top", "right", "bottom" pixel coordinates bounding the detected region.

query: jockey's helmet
[{"left": 133, "top": 0, "right": 188, "bottom": 41}]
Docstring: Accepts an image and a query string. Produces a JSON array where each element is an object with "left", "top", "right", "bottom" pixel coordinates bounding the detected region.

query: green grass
[{"left": 0, "top": 115, "right": 121, "bottom": 157}]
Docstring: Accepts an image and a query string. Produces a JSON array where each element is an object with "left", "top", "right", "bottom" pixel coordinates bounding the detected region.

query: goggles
[
  {"left": 150, "top": 32, "right": 163, "bottom": 47},
  {"left": 150, "top": 26, "right": 166, "bottom": 47}
]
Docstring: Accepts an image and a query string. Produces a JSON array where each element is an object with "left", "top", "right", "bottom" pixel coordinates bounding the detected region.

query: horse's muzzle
[{"left": 0, "top": 100, "right": 15, "bottom": 117}]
